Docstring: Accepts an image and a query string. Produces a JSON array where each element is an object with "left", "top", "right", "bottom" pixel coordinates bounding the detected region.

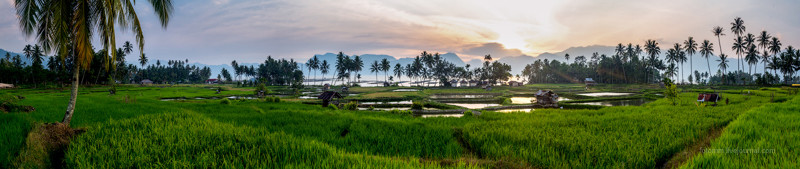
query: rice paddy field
[{"left": 1, "top": 84, "right": 798, "bottom": 168}]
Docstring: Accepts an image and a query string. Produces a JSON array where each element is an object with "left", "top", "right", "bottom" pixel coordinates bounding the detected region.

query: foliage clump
[
  {"left": 411, "top": 100, "right": 424, "bottom": 110},
  {"left": 342, "top": 101, "right": 359, "bottom": 110},
  {"left": 220, "top": 98, "right": 231, "bottom": 105},
  {"left": 663, "top": 78, "right": 679, "bottom": 105}
]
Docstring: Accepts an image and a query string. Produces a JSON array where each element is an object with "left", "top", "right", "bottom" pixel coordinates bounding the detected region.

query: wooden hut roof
[{"left": 318, "top": 91, "right": 344, "bottom": 100}]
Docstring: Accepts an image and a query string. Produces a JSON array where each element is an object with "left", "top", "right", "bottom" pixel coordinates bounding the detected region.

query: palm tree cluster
[
  {"left": 254, "top": 56, "right": 304, "bottom": 86},
  {"left": 523, "top": 42, "right": 663, "bottom": 84},
  {"left": 134, "top": 59, "right": 211, "bottom": 84},
  {"left": 333, "top": 52, "right": 363, "bottom": 85},
  {"left": 717, "top": 17, "right": 799, "bottom": 84}
]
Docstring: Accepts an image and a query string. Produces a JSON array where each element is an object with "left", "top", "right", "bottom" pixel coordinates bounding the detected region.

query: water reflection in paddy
[
  {"left": 392, "top": 89, "right": 419, "bottom": 92},
  {"left": 577, "top": 92, "right": 633, "bottom": 97},
  {"left": 509, "top": 97, "right": 571, "bottom": 104},
  {"left": 445, "top": 103, "right": 499, "bottom": 109},
  {"left": 573, "top": 99, "right": 652, "bottom": 106},
  {"left": 361, "top": 100, "right": 413, "bottom": 105},
  {"left": 494, "top": 108, "right": 534, "bottom": 113},
  {"left": 431, "top": 94, "right": 496, "bottom": 99}
]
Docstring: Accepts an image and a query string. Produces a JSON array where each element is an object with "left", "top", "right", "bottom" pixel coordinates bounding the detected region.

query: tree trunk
[{"left": 62, "top": 65, "right": 80, "bottom": 126}]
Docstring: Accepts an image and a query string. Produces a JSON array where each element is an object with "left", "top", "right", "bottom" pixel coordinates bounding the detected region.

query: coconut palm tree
[
  {"left": 380, "top": 58, "right": 390, "bottom": 82},
  {"left": 393, "top": 63, "right": 403, "bottom": 82},
  {"left": 123, "top": 41, "right": 134, "bottom": 55},
  {"left": 139, "top": 53, "right": 148, "bottom": 67},
  {"left": 730, "top": 17, "right": 746, "bottom": 72},
  {"left": 684, "top": 37, "right": 697, "bottom": 84},
  {"left": 369, "top": 60, "right": 380, "bottom": 82},
  {"left": 717, "top": 54, "right": 730, "bottom": 84},
  {"left": 745, "top": 44, "right": 759, "bottom": 78},
  {"left": 644, "top": 39, "right": 661, "bottom": 83},
  {"left": 700, "top": 40, "right": 714, "bottom": 81},
  {"left": 15, "top": 0, "right": 173, "bottom": 125},
  {"left": 713, "top": 26, "right": 726, "bottom": 52},
  {"left": 320, "top": 60, "right": 329, "bottom": 85},
  {"left": 757, "top": 31, "right": 772, "bottom": 73},
  {"left": 732, "top": 36, "right": 745, "bottom": 74}
]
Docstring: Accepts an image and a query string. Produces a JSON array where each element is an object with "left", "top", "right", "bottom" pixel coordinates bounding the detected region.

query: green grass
[
  {"left": 680, "top": 94, "right": 800, "bottom": 168},
  {"left": 1, "top": 84, "right": 797, "bottom": 168},
  {"left": 461, "top": 92, "right": 791, "bottom": 168},
  {"left": 66, "top": 112, "right": 475, "bottom": 168}
]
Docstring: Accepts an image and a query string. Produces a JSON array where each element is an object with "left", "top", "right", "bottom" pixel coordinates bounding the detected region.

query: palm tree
[
  {"left": 700, "top": 40, "right": 715, "bottom": 81},
  {"left": 320, "top": 60, "right": 329, "bottom": 85},
  {"left": 123, "top": 41, "right": 134, "bottom": 55},
  {"left": 757, "top": 31, "right": 772, "bottom": 74},
  {"left": 369, "top": 61, "right": 380, "bottom": 83},
  {"left": 15, "top": 0, "right": 173, "bottom": 125},
  {"left": 380, "top": 58, "right": 391, "bottom": 83},
  {"left": 712, "top": 26, "right": 726, "bottom": 59},
  {"left": 684, "top": 37, "right": 697, "bottom": 84},
  {"left": 393, "top": 63, "right": 403, "bottom": 82},
  {"left": 139, "top": 53, "right": 148, "bottom": 68},
  {"left": 730, "top": 17, "right": 746, "bottom": 72},
  {"left": 769, "top": 37, "right": 782, "bottom": 62},
  {"left": 644, "top": 39, "right": 661, "bottom": 83},
  {"left": 732, "top": 36, "right": 745, "bottom": 74},
  {"left": 745, "top": 44, "right": 759, "bottom": 78},
  {"left": 717, "top": 54, "right": 730, "bottom": 84}
]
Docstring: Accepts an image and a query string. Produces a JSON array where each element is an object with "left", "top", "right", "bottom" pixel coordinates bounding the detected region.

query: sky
[{"left": 1, "top": 0, "right": 798, "bottom": 65}]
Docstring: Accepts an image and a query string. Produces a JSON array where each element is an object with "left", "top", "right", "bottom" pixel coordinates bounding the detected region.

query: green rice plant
[
  {"left": 220, "top": 98, "right": 231, "bottom": 104},
  {"left": 412, "top": 100, "right": 424, "bottom": 110},
  {"left": 65, "top": 112, "right": 476, "bottom": 168},
  {"left": 680, "top": 95, "right": 800, "bottom": 168},
  {"left": 343, "top": 101, "right": 359, "bottom": 110}
]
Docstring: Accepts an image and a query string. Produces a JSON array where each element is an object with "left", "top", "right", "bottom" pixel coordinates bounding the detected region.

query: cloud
[{"left": 460, "top": 42, "right": 525, "bottom": 57}]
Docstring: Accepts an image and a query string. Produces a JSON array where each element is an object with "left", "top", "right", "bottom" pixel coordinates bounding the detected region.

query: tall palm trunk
[
  {"left": 62, "top": 64, "right": 80, "bottom": 125},
  {"left": 706, "top": 57, "right": 711, "bottom": 85}
]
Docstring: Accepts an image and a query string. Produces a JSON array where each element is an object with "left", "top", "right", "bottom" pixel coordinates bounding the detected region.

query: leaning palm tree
[
  {"left": 15, "top": 0, "right": 173, "bottom": 125},
  {"left": 699, "top": 40, "right": 714, "bottom": 81},
  {"left": 684, "top": 37, "right": 697, "bottom": 84},
  {"left": 717, "top": 54, "right": 730, "bottom": 84},
  {"left": 712, "top": 26, "right": 726, "bottom": 58}
]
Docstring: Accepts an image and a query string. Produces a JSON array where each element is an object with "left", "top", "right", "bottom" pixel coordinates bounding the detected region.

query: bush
[
  {"left": 367, "top": 106, "right": 375, "bottom": 111},
  {"left": 220, "top": 98, "right": 231, "bottom": 105},
  {"left": 343, "top": 101, "right": 359, "bottom": 110},
  {"left": 411, "top": 101, "right": 424, "bottom": 110},
  {"left": 254, "top": 83, "right": 270, "bottom": 95},
  {"left": 502, "top": 98, "right": 511, "bottom": 104},
  {"left": 463, "top": 110, "right": 473, "bottom": 117}
]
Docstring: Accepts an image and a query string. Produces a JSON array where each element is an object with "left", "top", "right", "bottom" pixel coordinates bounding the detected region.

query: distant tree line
[
  {"left": 230, "top": 56, "right": 304, "bottom": 88},
  {"left": 521, "top": 17, "right": 799, "bottom": 85}
]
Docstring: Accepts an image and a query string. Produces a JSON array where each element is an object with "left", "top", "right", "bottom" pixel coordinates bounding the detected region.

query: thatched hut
[
  {"left": 318, "top": 91, "right": 344, "bottom": 107},
  {"left": 535, "top": 90, "right": 559, "bottom": 108}
]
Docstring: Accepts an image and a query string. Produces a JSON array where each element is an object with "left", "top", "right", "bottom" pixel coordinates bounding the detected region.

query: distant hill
[{"left": 0, "top": 48, "right": 30, "bottom": 65}]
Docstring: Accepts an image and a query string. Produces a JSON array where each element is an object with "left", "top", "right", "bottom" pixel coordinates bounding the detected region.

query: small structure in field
[
  {"left": 585, "top": 78, "right": 596, "bottom": 86},
  {"left": 535, "top": 90, "right": 559, "bottom": 108},
  {"left": 508, "top": 81, "right": 524, "bottom": 87},
  {"left": 323, "top": 83, "right": 331, "bottom": 91},
  {"left": 140, "top": 79, "right": 153, "bottom": 85},
  {"left": 205, "top": 79, "right": 220, "bottom": 84},
  {"left": 697, "top": 93, "right": 722, "bottom": 106},
  {"left": 318, "top": 91, "right": 344, "bottom": 107},
  {"left": 0, "top": 83, "right": 15, "bottom": 89}
]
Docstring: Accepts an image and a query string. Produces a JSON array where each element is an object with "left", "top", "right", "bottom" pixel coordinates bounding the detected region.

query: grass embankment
[
  {"left": 462, "top": 90, "right": 792, "bottom": 168},
  {"left": 680, "top": 94, "right": 800, "bottom": 168}
]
